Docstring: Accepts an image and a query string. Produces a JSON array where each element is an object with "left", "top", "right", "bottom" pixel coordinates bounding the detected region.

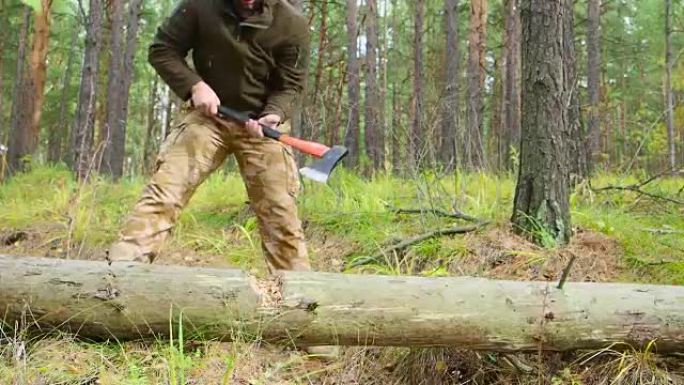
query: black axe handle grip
[{"left": 217, "top": 105, "right": 282, "bottom": 140}]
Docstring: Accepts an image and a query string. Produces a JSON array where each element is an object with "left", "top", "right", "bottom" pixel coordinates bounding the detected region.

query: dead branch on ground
[
  {"left": 346, "top": 223, "right": 487, "bottom": 268},
  {"left": 591, "top": 168, "right": 684, "bottom": 205}
]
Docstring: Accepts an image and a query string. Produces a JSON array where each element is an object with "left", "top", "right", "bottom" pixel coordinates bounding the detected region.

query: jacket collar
[{"left": 223, "top": 0, "right": 277, "bottom": 29}]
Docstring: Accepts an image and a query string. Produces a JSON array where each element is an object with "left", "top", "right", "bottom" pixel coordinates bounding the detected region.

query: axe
[{"left": 217, "top": 106, "right": 348, "bottom": 183}]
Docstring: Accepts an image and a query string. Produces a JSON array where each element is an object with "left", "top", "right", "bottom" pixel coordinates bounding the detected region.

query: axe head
[{"left": 299, "top": 145, "right": 348, "bottom": 183}]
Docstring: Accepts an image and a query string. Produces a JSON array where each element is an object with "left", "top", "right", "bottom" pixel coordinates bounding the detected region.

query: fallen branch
[
  {"left": 347, "top": 223, "right": 486, "bottom": 268},
  {"left": 591, "top": 168, "right": 684, "bottom": 205},
  {"left": 387, "top": 205, "right": 483, "bottom": 223},
  {"left": 640, "top": 228, "right": 684, "bottom": 235}
]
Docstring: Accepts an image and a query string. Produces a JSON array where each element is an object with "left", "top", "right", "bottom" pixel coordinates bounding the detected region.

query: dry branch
[
  {"left": 591, "top": 168, "right": 684, "bottom": 205},
  {"left": 387, "top": 205, "right": 483, "bottom": 223},
  {"left": 2, "top": 254, "right": 684, "bottom": 352},
  {"left": 346, "top": 223, "right": 486, "bottom": 268}
]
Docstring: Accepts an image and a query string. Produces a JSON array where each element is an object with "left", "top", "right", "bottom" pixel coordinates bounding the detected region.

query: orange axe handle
[{"left": 217, "top": 105, "right": 330, "bottom": 159}]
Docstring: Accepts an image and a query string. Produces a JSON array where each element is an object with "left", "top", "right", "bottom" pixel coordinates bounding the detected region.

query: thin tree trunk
[
  {"left": 142, "top": 78, "right": 158, "bottom": 175},
  {"left": 8, "top": 6, "right": 31, "bottom": 151},
  {"left": 587, "top": 0, "right": 601, "bottom": 170},
  {"left": 3, "top": 255, "right": 684, "bottom": 352},
  {"left": 411, "top": 0, "right": 425, "bottom": 169},
  {"left": 313, "top": 0, "right": 327, "bottom": 100},
  {"left": 100, "top": 0, "right": 126, "bottom": 176},
  {"left": 115, "top": 0, "right": 144, "bottom": 177},
  {"left": 564, "top": 0, "right": 587, "bottom": 182},
  {"left": 466, "top": 0, "right": 488, "bottom": 170},
  {"left": 440, "top": 0, "right": 460, "bottom": 171},
  {"left": 512, "top": 0, "right": 571, "bottom": 246},
  {"left": 343, "top": 0, "right": 360, "bottom": 169},
  {"left": 49, "top": 27, "right": 79, "bottom": 164},
  {"left": 0, "top": 2, "right": 7, "bottom": 145},
  {"left": 72, "top": 0, "right": 104, "bottom": 180},
  {"left": 665, "top": 0, "right": 675, "bottom": 170},
  {"left": 491, "top": 56, "right": 503, "bottom": 170},
  {"left": 9, "top": 0, "right": 52, "bottom": 173},
  {"left": 330, "top": 59, "right": 345, "bottom": 146},
  {"left": 364, "top": 0, "right": 381, "bottom": 171},
  {"left": 502, "top": 0, "right": 521, "bottom": 171}
]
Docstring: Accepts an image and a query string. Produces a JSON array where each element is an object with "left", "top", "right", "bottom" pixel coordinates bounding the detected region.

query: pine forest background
[{"left": 0, "top": 0, "right": 682, "bottom": 180}]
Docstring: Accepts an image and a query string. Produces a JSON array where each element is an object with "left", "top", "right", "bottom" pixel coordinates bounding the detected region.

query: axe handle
[{"left": 217, "top": 105, "right": 330, "bottom": 158}]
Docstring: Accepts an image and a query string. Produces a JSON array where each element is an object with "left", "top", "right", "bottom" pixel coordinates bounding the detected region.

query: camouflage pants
[{"left": 107, "top": 109, "right": 310, "bottom": 272}]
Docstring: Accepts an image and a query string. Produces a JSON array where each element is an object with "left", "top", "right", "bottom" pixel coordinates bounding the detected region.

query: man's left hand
[{"left": 245, "top": 114, "right": 281, "bottom": 138}]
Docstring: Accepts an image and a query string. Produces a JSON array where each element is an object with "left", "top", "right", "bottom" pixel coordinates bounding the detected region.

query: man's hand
[
  {"left": 244, "top": 114, "right": 281, "bottom": 138},
  {"left": 191, "top": 81, "right": 220, "bottom": 116}
]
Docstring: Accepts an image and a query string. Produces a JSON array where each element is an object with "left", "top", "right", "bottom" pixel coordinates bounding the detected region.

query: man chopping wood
[{"left": 107, "top": 0, "right": 312, "bottom": 275}]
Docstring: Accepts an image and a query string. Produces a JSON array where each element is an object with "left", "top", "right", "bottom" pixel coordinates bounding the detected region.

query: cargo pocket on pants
[{"left": 282, "top": 145, "right": 301, "bottom": 198}]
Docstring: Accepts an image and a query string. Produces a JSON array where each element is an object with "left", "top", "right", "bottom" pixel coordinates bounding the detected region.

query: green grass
[{"left": 1, "top": 166, "right": 683, "bottom": 384}]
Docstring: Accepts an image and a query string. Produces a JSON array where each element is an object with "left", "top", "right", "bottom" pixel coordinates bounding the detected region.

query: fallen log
[{"left": 1, "top": 254, "right": 683, "bottom": 352}]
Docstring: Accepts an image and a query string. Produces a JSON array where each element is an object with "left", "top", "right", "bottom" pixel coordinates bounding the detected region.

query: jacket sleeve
[
  {"left": 261, "top": 21, "right": 310, "bottom": 123},
  {"left": 148, "top": 0, "right": 202, "bottom": 101}
]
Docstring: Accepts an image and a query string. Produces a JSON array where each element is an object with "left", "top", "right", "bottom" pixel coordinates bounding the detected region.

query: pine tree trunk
[
  {"left": 512, "top": 0, "right": 571, "bottom": 246},
  {"left": 440, "top": 0, "right": 460, "bottom": 171},
  {"left": 3, "top": 255, "right": 684, "bottom": 352},
  {"left": 563, "top": 0, "right": 586, "bottom": 182},
  {"left": 411, "top": 0, "right": 425, "bottom": 169},
  {"left": 665, "top": 0, "right": 675, "bottom": 170},
  {"left": 465, "top": 0, "right": 487, "bottom": 170},
  {"left": 72, "top": 0, "right": 104, "bottom": 180},
  {"left": 49, "top": 27, "right": 79, "bottom": 164},
  {"left": 587, "top": 0, "right": 601, "bottom": 170},
  {"left": 502, "top": 0, "right": 521, "bottom": 171},
  {"left": 100, "top": 0, "right": 126, "bottom": 177},
  {"left": 343, "top": 0, "right": 360, "bottom": 169},
  {"left": 9, "top": 0, "right": 52, "bottom": 173},
  {"left": 8, "top": 6, "right": 31, "bottom": 152},
  {"left": 491, "top": 56, "right": 503, "bottom": 170},
  {"left": 364, "top": 0, "right": 381, "bottom": 171},
  {"left": 0, "top": 3, "right": 6, "bottom": 145},
  {"left": 142, "top": 78, "right": 158, "bottom": 175},
  {"left": 312, "top": 0, "right": 327, "bottom": 101}
]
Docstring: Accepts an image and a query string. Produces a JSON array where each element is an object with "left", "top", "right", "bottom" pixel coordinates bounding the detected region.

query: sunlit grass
[{"left": 1, "top": 166, "right": 683, "bottom": 383}]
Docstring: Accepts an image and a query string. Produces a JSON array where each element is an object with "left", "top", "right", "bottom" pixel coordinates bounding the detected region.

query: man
[{"left": 107, "top": 0, "right": 311, "bottom": 274}]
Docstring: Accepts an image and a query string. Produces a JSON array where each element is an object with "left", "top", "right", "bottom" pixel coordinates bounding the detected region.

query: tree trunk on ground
[
  {"left": 502, "top": 0, "right": 521, "bottom": 171},
  {"left": 440, "top": 0, "right": 460, "bottom": 171},
  {"left": 465, "top": 0, "right": 487, "bottom": 170},
  {"left": 71, "top": 0, "right": 104, "bottom": 180},
  {"left": 7, "top": 6, "right": 31, "bottom": 152},
  {"left": 100, "top": 0, "right": 126, "bottom": 177},
  {"left": 411, "top": 0, "right": 425, "bottom": 169},
  {"left": 563, "top": 0, "right": 586, "bottom": 183},
  {"left": 364, "top": 0, "right": 381, "bottom": 172},
  {"left": 49, "top": 27, "right": 79, "bottom": 164},
  {"left": 587, "top": 0, "right": 601, "bottom": 171},
  {"left": 512, "top": 0, "right": 571, "bottom": 246},
  {"left": 343, "top": 0, "right": 360, "bottom": 169},
  {"left": 9, "top": 0, "right": 52, "bottom": 173},
  {"left": 2, "top": 255, "right": 684, "bottom": 352},
  {"left": 665, "top": 0, "right": 675, "bottom": 170}
]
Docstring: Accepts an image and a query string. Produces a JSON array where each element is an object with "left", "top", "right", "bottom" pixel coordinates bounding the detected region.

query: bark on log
[{"left": 1, "top": 255, "right": 683, "bottom": 352}]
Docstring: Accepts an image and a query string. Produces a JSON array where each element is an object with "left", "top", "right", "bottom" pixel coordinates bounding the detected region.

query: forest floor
[{"left": 1, "top": 165, "right": 683, "bottom": 384}]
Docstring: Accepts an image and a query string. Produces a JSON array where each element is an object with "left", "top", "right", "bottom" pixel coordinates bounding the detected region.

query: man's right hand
[{"left": 191, "top": 81, "right": 220, "bottom": 116}]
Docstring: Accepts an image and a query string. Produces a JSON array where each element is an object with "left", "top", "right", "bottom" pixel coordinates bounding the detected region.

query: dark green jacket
[{"left": 149, "top": 0, "right": 309, "bottom": 122}]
